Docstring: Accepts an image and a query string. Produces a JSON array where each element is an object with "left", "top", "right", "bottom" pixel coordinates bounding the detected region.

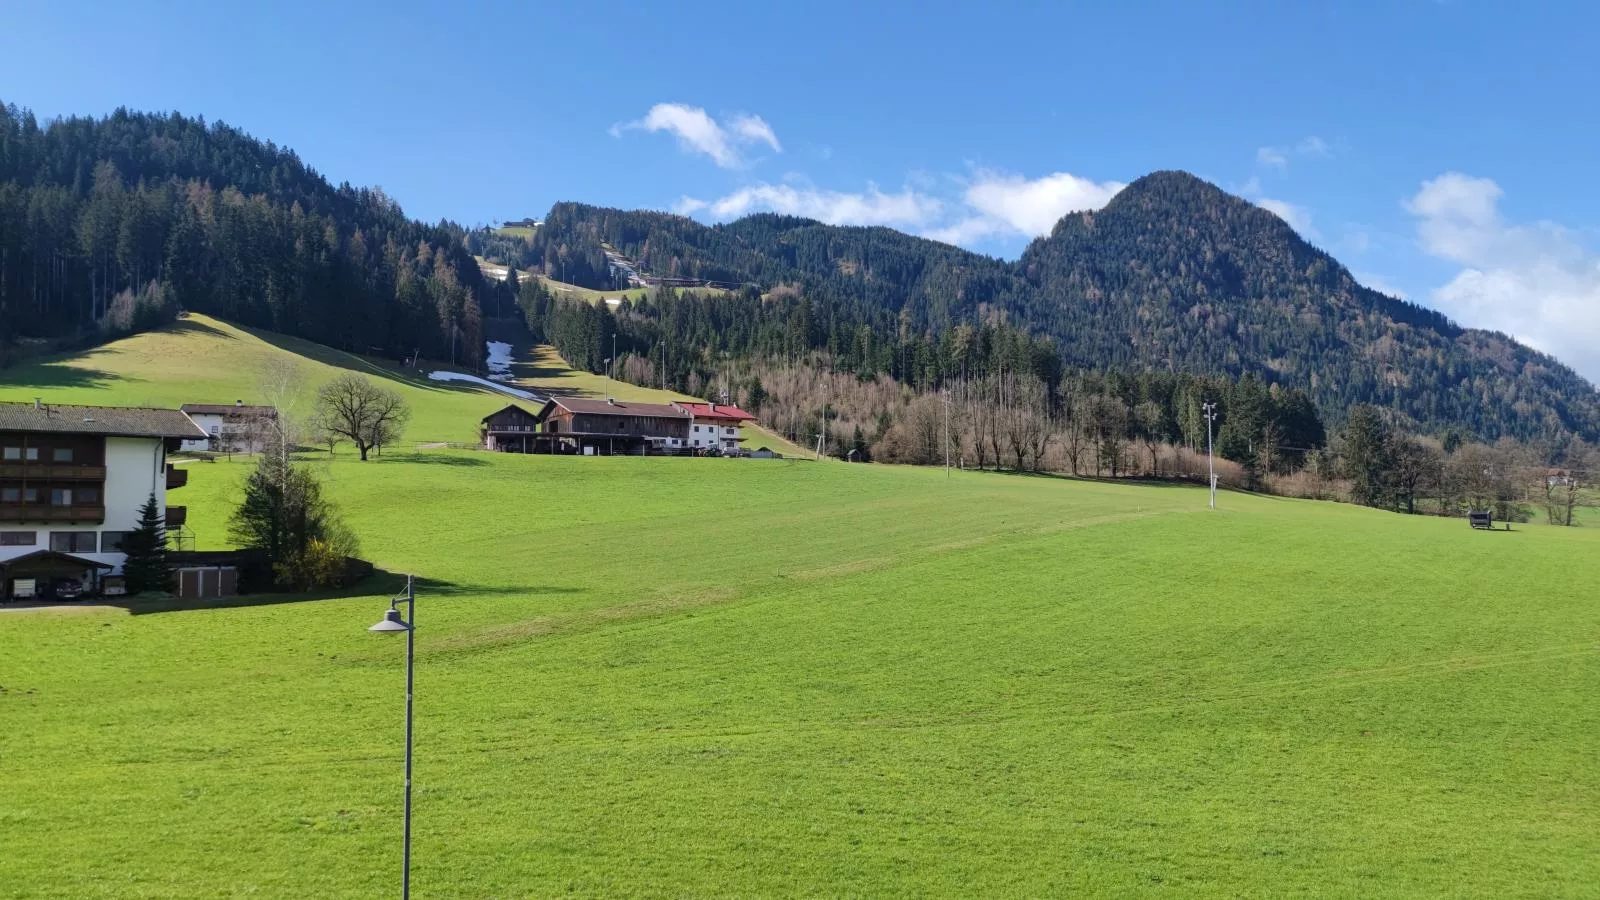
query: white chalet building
[
  {"left": 0, "top": 402, "right": 205, "bottom": 601},
  {"left": 672, "top": 402, "right": 756, "bottom": 453},
  {"left": 179, "top": 402, "right": 278, "bottom": 453}
]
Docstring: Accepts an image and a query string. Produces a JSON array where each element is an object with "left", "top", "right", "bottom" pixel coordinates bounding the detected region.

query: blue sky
[{"left": 6, "top": 0, "right": 1598, "bottom": 382}]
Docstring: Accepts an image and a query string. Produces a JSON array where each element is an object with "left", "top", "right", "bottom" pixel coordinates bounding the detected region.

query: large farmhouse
[
  {"left": 479, "top": 397, "right": 762, "bottom": 456},
  {"left": 0, "top": 402, "right": 205, "bottom": 601}
]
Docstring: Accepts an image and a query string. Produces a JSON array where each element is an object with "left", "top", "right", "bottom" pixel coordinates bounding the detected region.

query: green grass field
[{"left": 1, "top": 323, "right": 1598, "bottom": 897}]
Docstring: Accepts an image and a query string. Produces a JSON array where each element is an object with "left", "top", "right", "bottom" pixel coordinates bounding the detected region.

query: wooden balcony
[
  {"left": 165, "top": 505, "right": 187, "bottom": 529},
  {"left": 166, "top": 465, "right": 188, "bottom": 490},
  {"left": 0, "top": 504, "right": 106, "bottom": 524},
  {"left": 0, "top": 463, "right": 107, "bottom": 480}
]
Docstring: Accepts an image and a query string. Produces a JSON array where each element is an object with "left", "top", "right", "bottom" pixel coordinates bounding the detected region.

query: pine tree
[{"left": 120, "top": 493, "right": 172, "bottom": 594}]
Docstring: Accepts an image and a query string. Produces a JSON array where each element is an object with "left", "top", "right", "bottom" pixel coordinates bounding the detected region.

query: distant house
[
  {"left": 0, "top": 401, "right": 205, "bottom": 601},
  {"left": 179, "top": 402, "right": 278, "bottom": 453},
  {"left": 538, "top": 397, "right": 690, "bottom": 455},
  {"left": 481, "top": 404, "right": 543, "bottom": 453},
  {"left": 673, "top": 402, "right": 756, "bottom": 454}
]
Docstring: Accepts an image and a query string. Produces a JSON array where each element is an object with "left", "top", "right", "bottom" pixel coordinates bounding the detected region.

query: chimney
[
  {"left": 607, "top": 398, "right": 616, "bottom": 406},
  {"left": 33, "top": 398, "right": 41, "bottom": 410},
  {"left": 235, "top": 399, "right": 243, "bottom": 407}
]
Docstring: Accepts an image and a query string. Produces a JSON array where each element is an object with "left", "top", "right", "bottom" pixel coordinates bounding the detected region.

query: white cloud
[
  {"left": 695, "top": 183, "right": 943, "bottom": 228},
  {"left": 1257, "top": 146, "right": 1288, "bottom": 169},
  {"left": 1354, "top": 272, "right": 1408, "bottom": 299},
  {"left": 1257, "top": 135, "right": 1333, "bottom": 171},
  {"left": 611, "top": 103, "right": 780, "bottom": 168},
  {"left": 1407, "top": 172, "right": 1600, "bottom": 384},
  {"left": 1255, "top": 197, "right": 1317, "bottom": 237},
  {"left": 920, "top": 169, "right": 1124, "bottom": 245},
  {"left": 1296, "top": 136, "right": 1332, "bottom": 158},
  {"left": 673, "top": 196, "right": 708, "bottom": 215},
  {"left": 683, "top": 167, "right": 1123, "bottom": 249},
  {"left": 962, "top": 170, "right": 1125, "bottom": 236},
  {"left": 728, "top": 113, "right": 781, "bottom": 153}
]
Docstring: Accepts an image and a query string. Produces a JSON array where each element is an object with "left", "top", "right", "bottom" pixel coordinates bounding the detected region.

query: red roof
[{"left": 674, "top": 402, "right": 756, "bottom": 422}]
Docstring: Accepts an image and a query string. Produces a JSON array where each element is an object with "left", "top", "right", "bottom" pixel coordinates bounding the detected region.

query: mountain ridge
[{"left": 496, "top": 171, "right": 1597, "bottom": 441}]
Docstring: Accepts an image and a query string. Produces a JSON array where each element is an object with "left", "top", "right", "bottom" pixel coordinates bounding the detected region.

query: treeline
[
  {"left": 1337, "top": 405, "right": 1599, "bottom": 525},
  {"left": 0, "top": 103, "right": 495, "bottom": 366},
  {"left": 518, "top": 280, "right": 1064, "bottom": 394},
  {"left": 516, "top": 280, "right": 1325, "bottom": 478}
]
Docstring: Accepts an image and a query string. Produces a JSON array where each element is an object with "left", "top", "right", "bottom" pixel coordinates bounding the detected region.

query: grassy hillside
[
  {"left": 2, "top": 451, "right": 1598, "bottom": 897},
  {"left": 0, "top": 314, "right": 805, "bottom": 457},
  {"left": 0, "top": 315, "right": 509, "bottom": 444}
]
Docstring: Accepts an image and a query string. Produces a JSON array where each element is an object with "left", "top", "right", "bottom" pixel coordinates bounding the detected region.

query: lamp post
[
  {"left": 369, "top": 575, "right": 416, "bottom": 900},
  {"left": 1202, "top": 401, "right": 1218, "bottom": 509}
]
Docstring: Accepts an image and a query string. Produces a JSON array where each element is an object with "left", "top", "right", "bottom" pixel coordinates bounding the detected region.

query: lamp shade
[{"left": 369, "top": 608, "right": 411, "bottom": 632}]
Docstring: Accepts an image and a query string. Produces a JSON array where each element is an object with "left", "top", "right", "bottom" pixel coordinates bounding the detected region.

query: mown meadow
[{"left": 0, "top": 321, "right": 1596, "bottom": 897}]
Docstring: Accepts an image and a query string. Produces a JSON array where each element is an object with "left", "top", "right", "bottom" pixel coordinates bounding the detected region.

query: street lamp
[
  {"left": 1202, "top": 401, "right": 1219, "bottom": 509},
  {"left": 369, "top": 575, "right": 416, "bottom": 900}
]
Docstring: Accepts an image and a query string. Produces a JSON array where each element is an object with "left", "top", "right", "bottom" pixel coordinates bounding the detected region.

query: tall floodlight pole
[
  {"left": 1202, "top": 401, "right": 1218, "bottom": 509},
  {"left": 368, "top": 576, "right": 417, "bottom": 900},
  {"left": 943, "top": 389, "right": 951, "bottom": 478}
]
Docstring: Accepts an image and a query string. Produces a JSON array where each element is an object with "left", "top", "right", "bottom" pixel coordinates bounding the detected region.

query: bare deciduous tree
[{"left": 315, "top": 373, "right": 411, "bottom": 461}]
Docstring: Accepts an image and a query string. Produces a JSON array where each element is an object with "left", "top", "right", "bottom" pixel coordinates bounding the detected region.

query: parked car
[{"left": 51, "top": 579, "right": 84, "bottom": 601}]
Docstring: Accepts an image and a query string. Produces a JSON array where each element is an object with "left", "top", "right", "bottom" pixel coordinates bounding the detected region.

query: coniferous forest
[{"left": 0, "top": 103, "right": 499, "bottom": 368}]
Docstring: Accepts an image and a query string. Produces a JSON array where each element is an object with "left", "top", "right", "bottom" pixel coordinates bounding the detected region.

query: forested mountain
[
  {"left": 513, "top": 173, "right": 1600, "bottom": 442},
  {"left": 0, "top": 103, "right": 495, "bottom": 367}
]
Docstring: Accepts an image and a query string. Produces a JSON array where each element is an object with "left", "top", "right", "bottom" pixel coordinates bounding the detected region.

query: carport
[{"left": 0, "top": 550, "right": 112, "bottom": 601}]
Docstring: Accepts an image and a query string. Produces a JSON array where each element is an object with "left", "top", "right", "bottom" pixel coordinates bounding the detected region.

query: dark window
[
  {"left": 76, "top": 487, "right": 99, "bottom": 504},
  {"left": 50, "top": 489, "right": 72, "bottom": 506},
  {"left": 22, "top": 488, "right": 36, "bottom": 503},
  {"left": 52, "top": 448, "right": 73, "bottom": 463},
  {"left": 1, "top": 488, "right": 17, "bottom": 503},
  {"left": 50, "top": 531, "right": 96, "bottom": 553},
  {"left": 0, "top": 531, "right": 35, "bottom": 546},
  {"left": 100, "top": 531, "right": 132, "bottom": 552}
]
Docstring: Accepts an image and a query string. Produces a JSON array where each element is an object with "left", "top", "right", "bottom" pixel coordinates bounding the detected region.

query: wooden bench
[{"left": 1468, "top": 511, "right": 1494, "bottom": 530}]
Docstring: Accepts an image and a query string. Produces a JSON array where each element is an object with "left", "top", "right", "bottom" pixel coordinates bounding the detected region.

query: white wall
[
  {"left": 0, "top": 435, "right": 165, "bottom": 576},
  {"left": 180, "top": 413, "right": 223, "bottom": 452}
]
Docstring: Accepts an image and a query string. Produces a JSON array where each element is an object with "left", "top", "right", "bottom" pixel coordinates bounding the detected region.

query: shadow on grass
[
  {"left": 0, "top": 362, "right": 128, "bottom": 392},
  {"left": 115, "top": 569, "right": 579, "bottom": 615},
  {"left": 972, "top": 467, "right": 1212, "bottom": 490},
  {"left": 231, "top": 321, "right": 498, "bottom": 398},
  {"left": 373, "top": 453, "right": 489, "bottom": 467}
]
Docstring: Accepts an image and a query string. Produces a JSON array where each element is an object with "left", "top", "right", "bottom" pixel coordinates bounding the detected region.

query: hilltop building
[{"left": 0, "top": 402, "right": 205, "bottom": 601}]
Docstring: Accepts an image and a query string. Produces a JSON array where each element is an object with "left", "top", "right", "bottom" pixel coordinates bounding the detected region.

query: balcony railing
[
  {"left": 0, "top": 463, "right": 107, "bottom": 480},
  {"left": 165, "top": 505, "right": 187, "bottom": 529},
  {"left": 0, "top": 504, "right": 106, "bottom": 524},
  {"left": 166, "top": 465, "right": 188, "bottom": 490}
]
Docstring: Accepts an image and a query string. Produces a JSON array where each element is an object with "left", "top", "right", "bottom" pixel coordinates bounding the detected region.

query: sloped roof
[
  {"left": 0, "top": 403, "right": 206, "bottom": 439},
  {"left": 545, "top": 397, "right": 690, "bottom": 418},
  {"left": 180, "top": 403, "right": 278, "bottom": 418},
  {"left": 674, "top": 402, "right": 756, "bottom": 422},
  {"left": 0, "top": 549, "right": 114, "bottom": 570},
  {"left": 481, "top": 403, "right": 541, "bottom": 424}
]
